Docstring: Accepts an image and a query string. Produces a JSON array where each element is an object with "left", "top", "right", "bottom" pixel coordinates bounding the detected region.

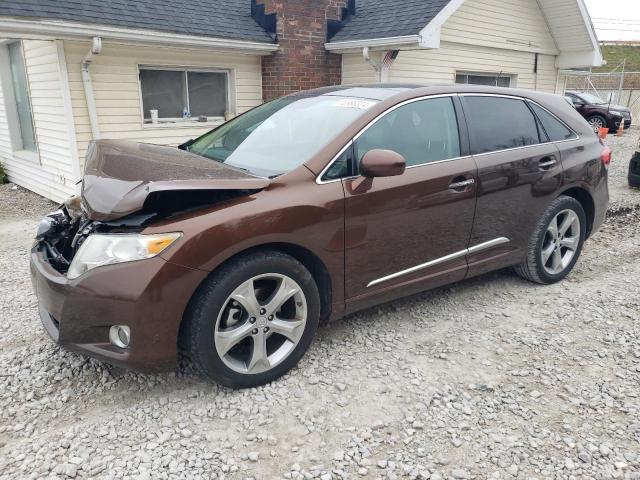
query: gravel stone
[{"left": 1, "top": 131, "right": 640, "bottom": 478}]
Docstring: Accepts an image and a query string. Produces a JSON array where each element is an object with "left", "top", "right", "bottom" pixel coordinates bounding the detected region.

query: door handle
[
  {"left": 449, "top": 178, "right": 475, "bottom": 191},
  {"left": 538, "top": 157, "right": 557, "bottom": 170}
]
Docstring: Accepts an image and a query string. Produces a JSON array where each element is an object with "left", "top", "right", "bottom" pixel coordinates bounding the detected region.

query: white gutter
[
  {"left": 0, "top": 18, "right": 279, "bottom": 54},
  {"left": 325, "top": 35, "right": 419, "bottom": 52},
  {"left": 362, "top": 47, "right": 382, "bottom": 83},
  {"left": 82, "top": 37, "right": 101, "bottom": 140}
]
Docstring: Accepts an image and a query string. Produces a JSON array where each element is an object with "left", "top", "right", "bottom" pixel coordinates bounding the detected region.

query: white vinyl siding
[
  {"left": 342, "top": 52, "right": 379, "bottom": 84},
  {"left": 390, "top": 43, "right": 558, "bottom": 92},
  {"left": 441, "top": 0, "right": 558, "bottom": 55},
  {"left": 63, "top": 41, "right": 263, "bottom": 165},
  {"left": 537, "top": 0, "right": 592, "bottom": 52},
  {"left": 341, "top": 0, "right": 560, "bottom": 94},
  {"left": 0, "top": 39, "right": 78, "bottom": 202}
]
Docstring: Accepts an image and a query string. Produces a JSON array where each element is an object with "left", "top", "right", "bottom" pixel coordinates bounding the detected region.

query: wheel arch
[
  {"left": 558, "top": 186, "right": 596, "bottom": 238},
  {"left": 180, "top": 242, "right": 334, "bottom": 345}
]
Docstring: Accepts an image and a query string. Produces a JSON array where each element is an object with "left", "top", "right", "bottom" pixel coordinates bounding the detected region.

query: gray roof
[
  {"left": 0, "top": 0, "right": 275, "bottom": 44},
  {"left": 329, "top": 0, "right": 451, "bottom": 43}
]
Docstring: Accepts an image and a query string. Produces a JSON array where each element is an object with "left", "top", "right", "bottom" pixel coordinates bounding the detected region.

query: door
[
  {"left": 460, "top": 95, "right": 564, "bottom": 277},
  {"left": 343, "top": 96, "right": 477, "bottom": 310}
]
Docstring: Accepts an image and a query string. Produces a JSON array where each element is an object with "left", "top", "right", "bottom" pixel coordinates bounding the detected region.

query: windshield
[
  {"left": 577, "top": 92, "right": 607, "bottom": 105},
  {"left": 187, "top": 95, "right": 379, "bottom": 178}
]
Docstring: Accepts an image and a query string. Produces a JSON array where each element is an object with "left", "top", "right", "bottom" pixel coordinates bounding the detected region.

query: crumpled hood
[{"left": 81, "top": 140, "right": 269, "bottom": 221}]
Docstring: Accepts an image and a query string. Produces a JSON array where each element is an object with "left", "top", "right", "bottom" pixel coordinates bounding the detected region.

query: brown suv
[{"left": 30, "top": 85, "right": 610, "bottom": 388}]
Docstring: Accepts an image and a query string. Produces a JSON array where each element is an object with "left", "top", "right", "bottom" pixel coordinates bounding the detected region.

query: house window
[
  {"left": 8, "top": 42, "right": 37, "bottom": 153},
  {"left": 455, "top": 72, "right": 513, "bottom": 88},
  {"left": 139, "top": 67, "right": 229, "bottom": 123}
]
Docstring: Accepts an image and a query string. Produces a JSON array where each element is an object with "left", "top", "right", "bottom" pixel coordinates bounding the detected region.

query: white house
[{"left": 0, "top": 0, "right": 601, "bottom": 202}]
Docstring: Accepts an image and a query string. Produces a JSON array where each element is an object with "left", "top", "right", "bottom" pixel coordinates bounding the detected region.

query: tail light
[{"left": 599, "top": 139, "right": 612, "bottom": 168}]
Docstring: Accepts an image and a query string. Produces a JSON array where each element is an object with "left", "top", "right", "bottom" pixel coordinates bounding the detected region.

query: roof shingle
[
  {"left": 0, "top": 0, "right": 275, "bottom": 44},
  {"left": 329, "top": 0, "right": 451, "bottom": 43}
]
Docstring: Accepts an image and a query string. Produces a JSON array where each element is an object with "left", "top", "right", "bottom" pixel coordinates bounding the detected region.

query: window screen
[
  {"left": 188, "top": 72, "right": 227, "bottom": 117},
  {"left": 529, "top": 103, "right": 575, "bottom": 141},
  {"left": 462, "top": 97, "right": 541, "bottom": 154},
  {"left": 140, "top": 68, "right": 228, "bottom": 121},
  {"left": 355, "top": 97, "right": 460, "bottom": 168},
  {"left": 456, "top": 73, "right": 512, "bottom": 87},
  {"left": 8, "top": 42, "right": 36, "bottom": 152},
  {"left": 140, "top": 69, "right": 185, "bottom": 120}
]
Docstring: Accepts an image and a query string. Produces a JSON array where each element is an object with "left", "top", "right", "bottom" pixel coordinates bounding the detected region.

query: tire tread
[
  {"left": 515, "top": 195, "right": 586, "bottom": 285},
  {"left": 182, "top": 250, "right": 319, "bottom": 388}
]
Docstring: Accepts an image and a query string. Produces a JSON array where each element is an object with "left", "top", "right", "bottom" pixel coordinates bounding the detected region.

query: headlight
[{"left": 67, "top": 232, "right": 181, "bottom": 280}]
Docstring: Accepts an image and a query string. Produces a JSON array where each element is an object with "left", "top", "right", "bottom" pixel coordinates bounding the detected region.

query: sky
[{"left": 585, "top": 0, "right": 640, "bottom": 42}]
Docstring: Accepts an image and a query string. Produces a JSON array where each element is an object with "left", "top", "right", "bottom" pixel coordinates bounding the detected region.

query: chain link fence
[{"left": 558, "top": 69, "right": 640, "bottom": 125}]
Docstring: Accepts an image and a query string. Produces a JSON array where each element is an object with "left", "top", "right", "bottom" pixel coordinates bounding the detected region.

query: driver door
[{"left": 343, "top": 96, "right": 477, "bottom": 312}]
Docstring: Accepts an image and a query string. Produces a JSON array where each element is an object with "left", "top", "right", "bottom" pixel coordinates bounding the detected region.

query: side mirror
[{"left": 360, "top": 149, "right": 406, "bottom": 178}]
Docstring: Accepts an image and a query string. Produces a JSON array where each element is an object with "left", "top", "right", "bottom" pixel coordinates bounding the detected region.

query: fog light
[{"left": 109, "top": 325, "right": 130, "bottom": 348}]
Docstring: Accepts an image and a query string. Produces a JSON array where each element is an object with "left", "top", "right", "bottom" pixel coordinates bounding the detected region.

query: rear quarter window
[
  {"left": 462, "top": 96, "right": 541, "bottom": 154},
  {"left": 529, "top": 103, "right": 576, "bottom": 141}
]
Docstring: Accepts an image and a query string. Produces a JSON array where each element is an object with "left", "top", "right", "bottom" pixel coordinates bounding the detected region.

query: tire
[
  {"left": 629, "top": 152, "right": 640, "bottom": 188},
  {"left": 182, "top": 250, "right": 320, "bottom": 388},
  {"left": 515, "top": 196, "right": 587, "bottom": 285},
  {"left": 586, "top": 114, "right": 607, "bottom": 132}
]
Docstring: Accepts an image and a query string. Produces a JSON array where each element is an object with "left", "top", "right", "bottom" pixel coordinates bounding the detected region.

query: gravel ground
[{"left": 1, "top": 130, "right": 639, "bottom": 480}]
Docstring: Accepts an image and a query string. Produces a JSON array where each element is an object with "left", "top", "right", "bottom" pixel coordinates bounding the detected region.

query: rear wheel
[
  {"left": 183, "top": 251, "right": 320, "bottom": 388},
  {"left": 515, "top": 196, "right": 586, "bottom": 284}
]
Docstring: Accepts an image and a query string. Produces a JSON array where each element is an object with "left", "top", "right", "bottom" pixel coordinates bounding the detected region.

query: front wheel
[
  {"left": 515, "top": 196, "right": 586, "bottom": 284},
  {"left": 587, "top": 114, "right": 607, "bottom": 132},
  {"left": 183, "top": 251, "right": 320, "bottom": 388}
]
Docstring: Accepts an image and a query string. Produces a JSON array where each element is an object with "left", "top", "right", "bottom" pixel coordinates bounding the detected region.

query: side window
[
  {"left": 462, "top": 97, "right": 541, "bottom": 154},
  {"left": 322, "top": 144, "right": 354, "bottom": 181},
  {"left": 355, "top": 97, "right": 460, "bottom": 168},
  {"left": 7, "top": 42, "right": 37, "bottom": 153},
  {"left": 529, "top": 103, "right": 575, "bottom": 141}
]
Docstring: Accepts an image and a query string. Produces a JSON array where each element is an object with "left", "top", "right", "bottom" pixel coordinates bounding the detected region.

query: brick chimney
[{"left": 252, "top": 0, "right": 353, "bottom": 101}]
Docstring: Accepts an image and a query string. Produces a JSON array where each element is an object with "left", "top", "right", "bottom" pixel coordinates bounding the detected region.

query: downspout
[
  {"left": 81, "top": 37, "right": 102, "bottom": 140},
  {"left": 363, "top": 47, "right": 382, "bottom": 83}
]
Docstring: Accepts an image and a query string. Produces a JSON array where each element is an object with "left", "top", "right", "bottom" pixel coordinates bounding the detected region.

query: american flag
[{"left": 381, "top": 50, "right": 399, "bottom": 70}]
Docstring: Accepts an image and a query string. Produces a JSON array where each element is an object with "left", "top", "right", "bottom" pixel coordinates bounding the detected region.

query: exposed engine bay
[{"left": 36, "top": 189, "right": 257, "bottom": 274}]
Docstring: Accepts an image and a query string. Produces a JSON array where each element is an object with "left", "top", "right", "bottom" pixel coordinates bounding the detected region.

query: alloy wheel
[
  {"left": 214, "top": 274, "right": 307, "bottom": 374},
  {"left": 588, "top": 116, "right": 605, "bottom": 132},
  {"left": 541, "top": 209, "right": 581, "bottom": 275}
]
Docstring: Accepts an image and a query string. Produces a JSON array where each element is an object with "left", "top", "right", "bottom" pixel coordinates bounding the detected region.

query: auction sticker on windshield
[{"left": 334, "top": 98, "right": 378, "bottom": 110}]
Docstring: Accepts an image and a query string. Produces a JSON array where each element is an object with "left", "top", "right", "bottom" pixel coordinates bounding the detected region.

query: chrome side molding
[{"left": 367, "top": 237, "right": 510, "bottom": 288}]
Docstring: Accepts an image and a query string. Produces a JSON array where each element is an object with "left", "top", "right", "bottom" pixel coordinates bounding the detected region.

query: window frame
[
  {"left": 526, "top": 100, "right": 578, "bottom": 143},
  {"left": 0, "top": 40, "right": 39, "bottom": 162},
  {"left": 316, "top": 93, "right": 580, "bottom": 185},
  {"left": 137, "top": 64, "right": 234, "bottom": 126},
  {"left": 318, "top": 94, "right": 468, "bottom": 184},
  {"left": 459, "top": 93, "right": 579, "bottom": 157},
  {"left": 455, "top": 71, "right": 515, "bottom": 88}
]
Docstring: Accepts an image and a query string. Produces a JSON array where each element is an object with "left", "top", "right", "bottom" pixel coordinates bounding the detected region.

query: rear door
[{"left": 460, "top": 94, "right": 563, "bottom": 278}]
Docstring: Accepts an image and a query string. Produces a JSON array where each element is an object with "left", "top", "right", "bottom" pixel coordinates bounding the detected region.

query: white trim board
[
  {"left": 326, "top": 0, "right": 602, "bottom": 68},
  {"left": 0, "top": 18, "right": 279, "bottom": 55}
]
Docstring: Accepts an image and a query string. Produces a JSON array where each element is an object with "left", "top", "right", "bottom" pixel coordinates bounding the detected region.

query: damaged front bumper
[{"left": 30, "top": 238, "right": 207, "bottom": 373}]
